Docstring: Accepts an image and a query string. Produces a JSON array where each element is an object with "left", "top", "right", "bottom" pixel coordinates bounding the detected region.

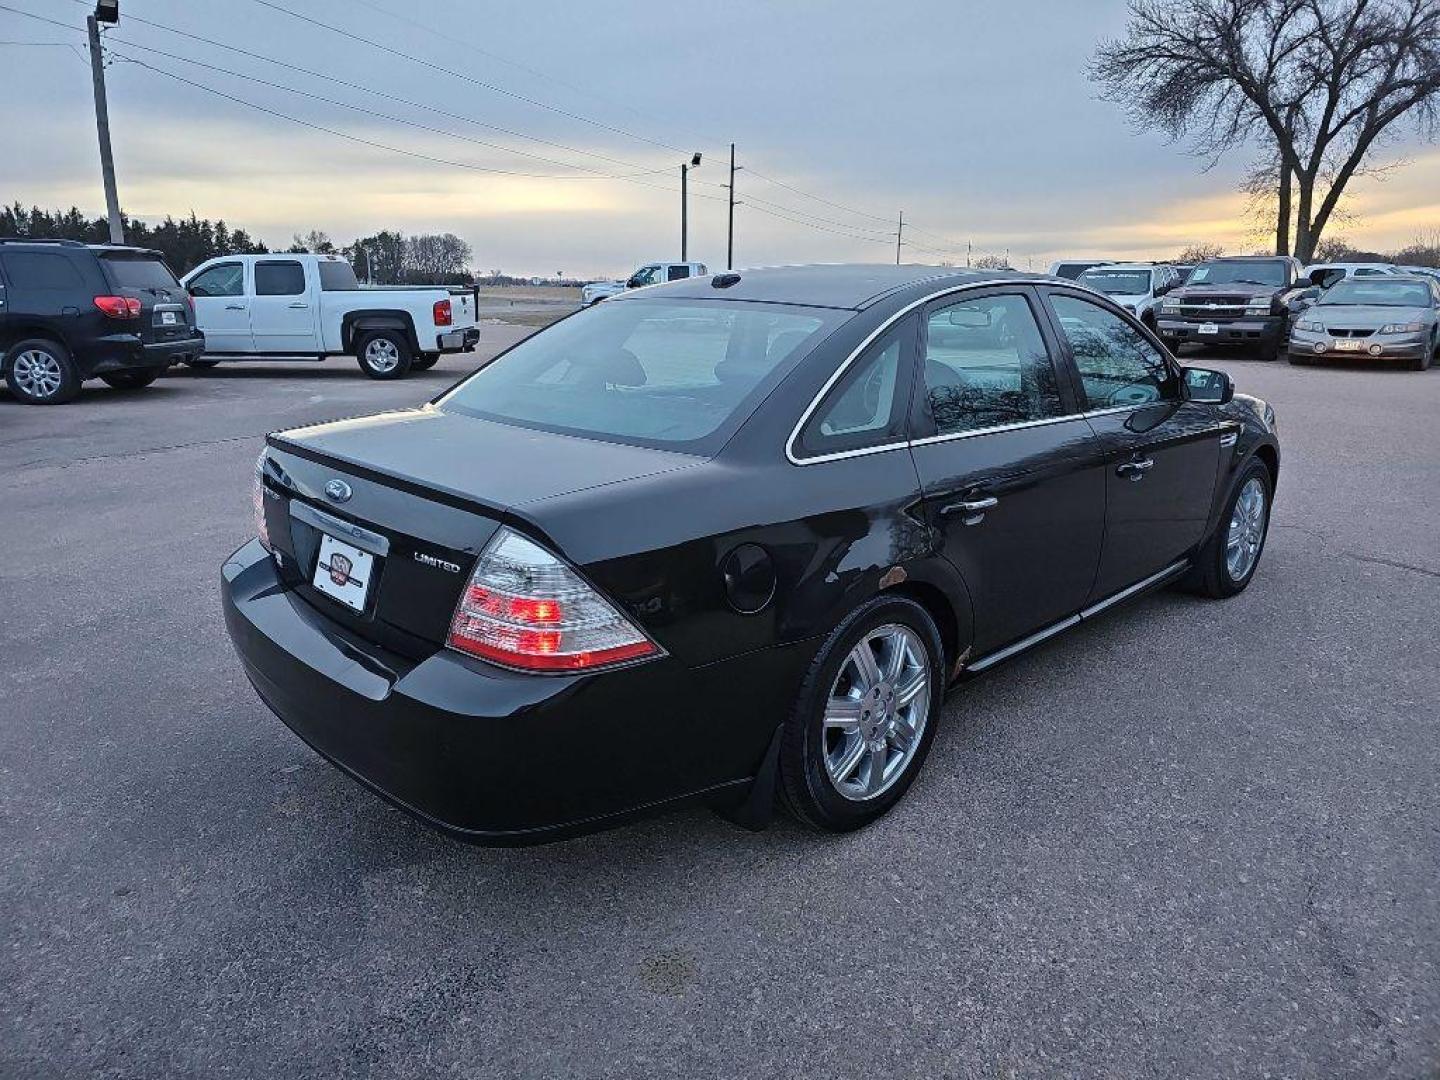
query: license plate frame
[
  {"left": 312, "top": 533, "right": 375, "bottom": 612},
  {"left": 160, "top": 310, "right": 178, "bottom": 325},
  {"left": 1333, "top": 338, "right": 1363, "bottom": 352},
  {"left": 1198, "top": 322, "right": 1219, "bottom": 336}
]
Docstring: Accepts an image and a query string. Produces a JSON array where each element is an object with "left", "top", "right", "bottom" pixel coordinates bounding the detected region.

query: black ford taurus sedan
[{"left": 223, "top": 265, "right": 1280, "bottom": 844}]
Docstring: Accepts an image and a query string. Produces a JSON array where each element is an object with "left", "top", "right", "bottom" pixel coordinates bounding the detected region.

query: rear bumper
[
  {"left": 78, "top": 331, "right": 206, "bottom": 376},
  {"left": 1157, "top": 316, "right": 1283, "bottom": 346},
  {"left": 222, "top": 539, "right": 790, "bottom": 843},
  {"left": 434, "top": 327, "right": 479, "bottom": 353}
]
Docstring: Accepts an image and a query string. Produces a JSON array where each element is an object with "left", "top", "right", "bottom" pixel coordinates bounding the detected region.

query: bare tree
[
  {"left": 1175, "top": 242, "right": 1226, "bottom": 262},
  {"left": 971, "top": 253, "right": 1012, "bottom": 270},
  {"left": 1090, "top": 0, "right": 1440, "bottom": 262}
]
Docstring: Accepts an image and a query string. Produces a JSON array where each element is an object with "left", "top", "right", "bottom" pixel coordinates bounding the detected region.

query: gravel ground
[{"left": 1, "top": 338, "right": 1436, "bottom": 1079}]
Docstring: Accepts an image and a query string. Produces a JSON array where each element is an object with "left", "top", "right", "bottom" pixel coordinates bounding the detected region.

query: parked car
[
  {"left": 1288, "top": 274, "right": 1440, "bottom": 370},
  {"left": 1301, "top": 261, "right": 1400, "bottom": 289},
  {"left": 1157, "top": 255, "right": 1306, "bottom": 358},
  {"left": 1047, "top": 259, "right": 1112, "bottom": 280},
  {"left": 0, "top": 238, "right": 204, "bottom": 404},
  {"left": 223, "top": 264, "right": 1280, "bottom": 844},
  {"left": 1399, "top": 265, "right": 1440, "bottom": 284},
  {"left": 1172, "top": 264, "right": 1196, "bottom": 284},
  {"left": 1074, "top": 263, "right": 1182, "bottom": 329},
  {"left": 581, "top": 260, "right": 709, "bottom": 305},
  {"left": 181, "top": 254, "right": 479, "bottom": 379}
]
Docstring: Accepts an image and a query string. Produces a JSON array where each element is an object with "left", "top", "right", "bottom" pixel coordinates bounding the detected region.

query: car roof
[
  {"left": 1080, "top": 263, "right": 1157, "bottom": 271},
  {"left": 617, "top": 263, "right": 1044, "bottom": 310}
]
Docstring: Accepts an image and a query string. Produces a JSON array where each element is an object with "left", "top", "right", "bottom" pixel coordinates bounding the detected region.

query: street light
[
  {"left": 95, "top": 0, "right": 119, "bottom": 24},
  {"left": 681, "top": 152, "right": 702, "bottom": 261}
]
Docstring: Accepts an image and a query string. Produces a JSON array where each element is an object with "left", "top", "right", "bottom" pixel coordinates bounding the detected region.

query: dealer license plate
[{"left": 312, "top": 534, "right": 374, "bottom": 612}]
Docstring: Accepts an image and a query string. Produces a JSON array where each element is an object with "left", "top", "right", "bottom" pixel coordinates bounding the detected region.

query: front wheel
[
  {"left": 355, "top": 330, "right": 412, "bottom": 380},
  {"left": 779, "top": 595, "right": 945, "bottom": 832},
  {"left": 1409, "top": 331, "right": 1436, "bottom": 371},
  {"left": 1184, "top": 459, "right": 1272, "bottom": 598},
  {"left": 5, "top": 338, "right": 80, "bottom": 404},
  {"left": 100, "top": 370, "right": 161, "bottom": 390}
]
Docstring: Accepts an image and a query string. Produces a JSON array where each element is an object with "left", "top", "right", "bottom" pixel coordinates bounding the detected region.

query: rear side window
[
  {"left": 188, "top": 262, "right": 244, "bottom": 297},
  {"left": 101, "top": 255, "right": 180, "bottom": 290},
  {"left": 0, "top": 251, "right": 86, "bottom": 291},
  {"left": 254, "top": 260, "right": 306, "bottom": 296},
  {"left": 318, "top": 261, "right": 360, "bottom": 291},
  {"left": 440, "top": 298, "right": 844, "bottom": 453},
  {"left": 795, "top": 316, "right": 915, "bottom": 459},
  {"left": 1050, "top": 294, "right": 1178, "bottom": 409},
  {"left": 920, "top": 293, "right": 1065, "bottom": 436}
]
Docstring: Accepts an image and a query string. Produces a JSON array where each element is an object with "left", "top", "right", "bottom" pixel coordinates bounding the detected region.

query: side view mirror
[
  {"left": 1154, "top": 281, "right": 1172, "bottom": 296},
  {"left": 1184, "top": 366, "right": 1234, "bottom": 405},
  {"left": 187, "top": 286, "right": 203, "bottom": 297},
  {"left": 625, "top": 276, "right": 643, "bottom": 289}
]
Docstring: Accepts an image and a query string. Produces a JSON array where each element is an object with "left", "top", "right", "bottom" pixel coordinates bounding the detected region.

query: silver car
[{"left": 1289, "top": 275, "right": 1440, "bottom": 371}]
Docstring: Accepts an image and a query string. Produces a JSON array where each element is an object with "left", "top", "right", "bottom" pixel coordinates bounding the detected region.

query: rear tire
[
  {"left": 100, "top": 370, "right": 161, "bottom": 390},
  {"left": 1183, "top": 458, "right": 1272, "bottom": 599},
  {"left": 5, "top": 338, "right": 80, "bottom": 404},
  {"left": 411, "top": 352, "right": 440, "bottom": 371},
  {"left": 355, "top": 330, "right": 412, "bottom": 380},
  {"left": 779, "top": 595, "right": 945, "bottom": 833}
]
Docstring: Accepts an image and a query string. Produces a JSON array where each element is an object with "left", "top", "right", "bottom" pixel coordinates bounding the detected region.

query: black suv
[
  {"left": 0, "top": 239, "right": 205, "bottom": 404},
  {"left": 1155, "top": 255, "right": 1306, "bottom": 359}
]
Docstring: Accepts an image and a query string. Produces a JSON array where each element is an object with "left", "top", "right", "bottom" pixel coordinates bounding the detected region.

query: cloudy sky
[{"left": 2, "top": 0, "right": 1439, "bottom": 277}]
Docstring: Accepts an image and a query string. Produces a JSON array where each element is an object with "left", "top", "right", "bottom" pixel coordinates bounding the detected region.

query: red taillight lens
[
  {"left": 94, "top": 295, "right": 141, "bottom": 319},
  {"left": 447, "top": 527, "right": 658, "bottom": 672},
  {"left": 433, "top": 298, "right": 452, "bottom": 326}
]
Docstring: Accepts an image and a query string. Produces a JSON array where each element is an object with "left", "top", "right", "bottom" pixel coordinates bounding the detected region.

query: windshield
[
  {"left": 101, "top": 254, "right": 180, "bottom": 290},
  {"left": 1077, "top": 269, "right": 1151, "bottom": 295},
  {"left": 1319, "top": 280, "right": 1432, "bottom": 307},
  {"left": 1187, "top": 260, "right": 1288, "bottom": 287},
  {"left": 440, "top": 298, "right": 845, "bottom": 454}
]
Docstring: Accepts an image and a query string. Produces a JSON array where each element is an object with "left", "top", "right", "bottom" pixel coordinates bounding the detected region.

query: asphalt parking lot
[{"left": 3, "top": 338, "right": 1437, "bottom": 1078}]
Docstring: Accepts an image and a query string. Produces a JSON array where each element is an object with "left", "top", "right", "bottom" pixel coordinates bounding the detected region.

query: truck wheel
[
  {"left": 356, "top": 330, "right": 412, "bottom": 380},
  {"left": 411, "top": 353, "right": 440, "bottom": 371},
  {"left": 5, "top": 338, "right": 81, "bottom": 405},
  {"left": 100, "top": 370, "right": 160, "bottom": 390}
]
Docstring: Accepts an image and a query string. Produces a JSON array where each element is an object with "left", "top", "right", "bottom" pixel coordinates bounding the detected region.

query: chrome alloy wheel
[
  {"left": 1225, "top": 476, "right": 1267, "bottom": 582},
  {"left": 823, "top": 623, "right": 931, "bottom": 801},
  {"left": 363, "top": 337, "right": 400, "bottom": 372},
  {"left": 12, "top": 348, "right": 63, "bottom": 398}
]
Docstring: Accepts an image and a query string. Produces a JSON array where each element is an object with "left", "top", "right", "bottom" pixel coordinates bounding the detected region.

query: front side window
[
  {"left": 795, "top": 317, "right": 914, "bottom": 459},
  {"left": 441, "top": 299, "right": 843, "bottom": 454},
  {"left": 1050, "top": 294, "right": 1178, "bottom": 409},
  {"left": 629, "top": 265, "right": 661, "bottom": 287},
  {"left": 188, "top": 262, "right": 243, "bottom": 297},
  {"left": 254, "top": 260, "right": 306, "bottom": 296},
  {"left": 920, "top": 293, "right": 1064, "bottom": 436}
]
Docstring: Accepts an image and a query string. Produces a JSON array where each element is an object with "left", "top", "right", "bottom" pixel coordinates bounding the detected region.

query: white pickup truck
[
  {"left": 181, "top": 254, "right": 480, "bottom": 379},
  {"left": 581, "top": 260, "right": 709, "bottom": 306}
]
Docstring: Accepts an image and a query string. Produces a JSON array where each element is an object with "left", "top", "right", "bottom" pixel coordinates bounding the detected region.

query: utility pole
[
  {"left": 680, "top": 151, "right": 701, "bottom": 262},
  {"left": 895, "top": 210, "right": 904, "bottom": 265},
  {"left": 87, "top": 9, "right": 124, "bottom": 245},
  {"left": 726, "top": 143, "right": 737, "bottom": 270}
]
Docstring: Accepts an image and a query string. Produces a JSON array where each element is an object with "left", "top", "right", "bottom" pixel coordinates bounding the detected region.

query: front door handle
[
  {"left": 1116, "top": 457, "right": 1155, "bottom": 480},
  {"left": 941, "top": 495, "right": 998, "bottom": 524},
  {"left": 288, "top": 302, "right": 309, "bottom": 309},
  {"left": 224, "top": 304, "right": 246, "bottom": 311}
]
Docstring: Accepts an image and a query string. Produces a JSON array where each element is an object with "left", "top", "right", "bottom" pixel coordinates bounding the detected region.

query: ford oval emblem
[{"left": 324, "top": 479, "right": 352, "bottom": 503}]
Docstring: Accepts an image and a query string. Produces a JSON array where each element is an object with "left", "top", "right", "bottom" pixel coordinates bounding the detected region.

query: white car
[
  {"left": 1048, "top": 259, "right": 1113, "bottom": 280},
  {"left": 582, "top": 261, "right": 709, "bottom": 305},
  {"left": 1301, "top": 261, "right": 1400, "bottom": 289},
  {"left": 181, "top": 254, "right": 480, "bottom": 379},
  {"left": 1074, "top": 263, "right": 1182, "bottom": 328}
]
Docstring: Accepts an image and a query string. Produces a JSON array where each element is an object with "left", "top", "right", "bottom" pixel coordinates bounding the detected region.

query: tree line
[{"left": 1, "top": 202, "right": 476, "bottom": 284}]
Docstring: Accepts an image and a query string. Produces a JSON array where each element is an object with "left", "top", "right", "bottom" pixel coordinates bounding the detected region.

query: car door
[
  {"left": 907, "top": 286, "right": 1108, "bottom": 657},
  {"left": 1040, "top": 288, "right": 1226, "bottom": 603},
  {"left": 249, "top": 259, "right": 318, "bottom": 354},
  {"left": 186, "top": 260, "right": 252, "bottom": 352}
]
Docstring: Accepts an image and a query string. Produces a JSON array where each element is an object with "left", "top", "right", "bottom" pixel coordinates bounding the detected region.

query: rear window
[
  {"left": 440, "top": 298, "right": 845, "bottom": 454},
  {"left": 318, "top": 260, "right": 360, "bottom": 291},
  {"left": 101, "top": 254, "right": 180, "bottom": 290}
]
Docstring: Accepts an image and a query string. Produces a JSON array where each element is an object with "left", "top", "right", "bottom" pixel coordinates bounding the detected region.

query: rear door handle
[
  {"left": 941, "top": 495, "right": 998, "bottom": 524},
  {"left": 1116, "top": 458, "right": 1155, "bottom": 480}
]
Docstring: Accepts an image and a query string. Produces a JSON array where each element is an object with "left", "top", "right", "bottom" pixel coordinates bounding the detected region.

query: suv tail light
[
  {"left": 448, "top": 527, "right": 659, "bottom": 672},
  {"left": 94, "top": 295, "right": 142, "bottom": 319},
  {"left": 253, "top": 452, "right": 272, "bottom": 550},
  {"left": 433, "top": 298, "right": 452, "bottom": 326}
]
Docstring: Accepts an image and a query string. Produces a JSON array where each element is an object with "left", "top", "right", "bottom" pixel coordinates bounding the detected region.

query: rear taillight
[
  {"left": 447, "top": 526, "right": 658, "bottom": 672},
  {"left": 433, "top": 298, "right": 452, "bottom": 326},
  {"left": 94, "top": 295, "right": 141, "bottom": 319},
  {"left": 253, "top": 452, "right": 272, "bottom": 550}
]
